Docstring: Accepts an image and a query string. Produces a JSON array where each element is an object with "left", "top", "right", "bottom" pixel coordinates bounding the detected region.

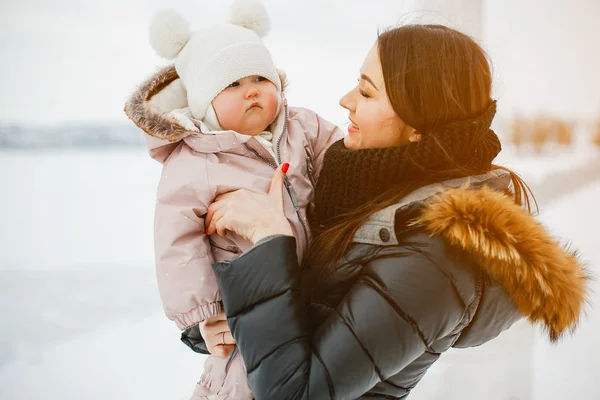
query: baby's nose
[{"left": 246, "top": 86, "right": 260, "bottom": 98}]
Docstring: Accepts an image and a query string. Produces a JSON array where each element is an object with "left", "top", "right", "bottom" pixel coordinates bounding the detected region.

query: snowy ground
[{"left": 0, "top": 148, "right": 598, "bottom": 399}]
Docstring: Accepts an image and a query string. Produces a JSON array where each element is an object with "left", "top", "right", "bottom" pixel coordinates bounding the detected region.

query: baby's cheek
[
  {"left": 213, "top": 99, "right": 242, "bottom": 129},
  {"left": 264, "top": 93, "right": 280, "bottom": 117}
]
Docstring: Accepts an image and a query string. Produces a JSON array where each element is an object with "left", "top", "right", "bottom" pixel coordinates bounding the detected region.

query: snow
[
  {"left": 0, "top": 148, "right": 599, "bottom": 399},
  {"left": 532, "top": 184, "right": 600, "bottom": 400}
]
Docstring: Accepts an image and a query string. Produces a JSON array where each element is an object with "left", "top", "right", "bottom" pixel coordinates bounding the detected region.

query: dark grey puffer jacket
[{"left": 212, "top": 171, "right": 588, "bottom": 399}]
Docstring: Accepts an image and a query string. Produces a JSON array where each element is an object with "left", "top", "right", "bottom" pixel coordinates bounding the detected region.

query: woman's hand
[
  {"left": 199, "top": 312, "right": 236, "bottom": 357},
  {"left": 205, "top": 163, "right": 294, "bottom": 244}
]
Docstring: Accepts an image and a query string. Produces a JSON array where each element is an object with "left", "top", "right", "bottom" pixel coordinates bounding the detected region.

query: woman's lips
[{"left": 348, "top": 119, "right": 359, "bottom": 133}]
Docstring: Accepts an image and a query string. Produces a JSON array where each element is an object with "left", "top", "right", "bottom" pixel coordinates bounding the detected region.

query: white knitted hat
[{"left": 149, "top": 0, "right": 281, "bottom": 120}]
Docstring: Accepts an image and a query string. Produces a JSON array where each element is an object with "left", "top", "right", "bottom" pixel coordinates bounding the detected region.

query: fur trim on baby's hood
[{"left": 124, "top": 65, "right": 289, "bottom": 143}]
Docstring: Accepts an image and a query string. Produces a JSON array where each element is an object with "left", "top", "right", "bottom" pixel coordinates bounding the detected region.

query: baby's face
[{"left": 212, "top": 75, "right": 279, "bottom": 135}]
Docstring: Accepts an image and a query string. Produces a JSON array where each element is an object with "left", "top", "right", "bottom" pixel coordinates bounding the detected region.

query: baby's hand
[{"left": 169, "top": 108, "right": 199, "bottom": 132}]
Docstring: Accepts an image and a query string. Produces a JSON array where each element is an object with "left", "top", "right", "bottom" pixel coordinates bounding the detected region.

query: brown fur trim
[
  {"left": 124, "top": 65, "right": 290, "bottom": 143},
  {"left": 123, "top": 65, "right": 189, "bottom": 142},
  {"left": 277, "top": 68, "right": 289, "bottom": 93},
  {"left": 413, "top": 186, "right": 590, "bottom": 342}
]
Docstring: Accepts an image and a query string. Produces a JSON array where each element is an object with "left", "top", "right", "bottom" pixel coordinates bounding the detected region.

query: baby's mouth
[{"left": 248, "top": 102, "right": 261, "bottom": 110}]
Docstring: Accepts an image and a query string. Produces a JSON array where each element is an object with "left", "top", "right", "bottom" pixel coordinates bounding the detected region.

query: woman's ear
[{"left": 408, "top": 130, "right": 422, "bottom": 143}]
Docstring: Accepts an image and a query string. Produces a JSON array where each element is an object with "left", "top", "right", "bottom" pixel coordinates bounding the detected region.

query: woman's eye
[
  {"left": 359, "top": 89, "right": 370, "bottom": 98},
  {"left": 228, "top": 81, "right": 239, "bottom": 88}
]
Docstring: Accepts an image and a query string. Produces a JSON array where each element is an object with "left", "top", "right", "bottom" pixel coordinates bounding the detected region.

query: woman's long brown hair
[{"left": 303, "top": 25, "right": 536, "bottom": 287}]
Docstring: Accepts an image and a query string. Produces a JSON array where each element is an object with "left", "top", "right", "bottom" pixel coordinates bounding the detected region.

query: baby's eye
[
  {"left": 256, "top": 76, "right": 267, "bottom": 82},
  {"left": 228, "top": 81, "right": 239, "bottom": 88}
]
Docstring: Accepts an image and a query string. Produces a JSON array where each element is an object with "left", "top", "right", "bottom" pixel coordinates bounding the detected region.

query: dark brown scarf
[{"left": 311, "top": 101, "right": 502, "bottom": 229}]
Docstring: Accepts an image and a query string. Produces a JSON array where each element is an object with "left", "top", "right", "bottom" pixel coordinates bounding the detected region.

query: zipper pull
[
  {"left": 305, "top": 156, "right": 316, "bottom": 187},
  {"left": 284, "top": 176, "right": 300, "bottom": 210},
  {"left": 306, "top": 156, "right": 314, "bottom": 175}
]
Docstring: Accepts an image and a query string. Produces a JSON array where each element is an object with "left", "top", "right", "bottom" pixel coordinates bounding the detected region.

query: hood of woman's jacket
[{"left": 353, "top": 170, "right": 590, "bottom": 343}]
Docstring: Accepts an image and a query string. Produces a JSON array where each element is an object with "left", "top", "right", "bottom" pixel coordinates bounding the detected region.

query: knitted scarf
[{"left": 312, "top": 101, "right": 502, "bottom": 229}]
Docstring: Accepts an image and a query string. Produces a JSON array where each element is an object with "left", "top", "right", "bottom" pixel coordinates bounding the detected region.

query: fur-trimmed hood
[
  {"left": 414, "top": 175, "right": 589, "bottom": 342},
  {"left": 123, "top": 65, "right": 289, "bottom": 163},
  {"left": 124, "top": 65, "right": 189, "bottom": 144},
  {"left": 354, "top": 170, "right": 589, "bottom": 342}
]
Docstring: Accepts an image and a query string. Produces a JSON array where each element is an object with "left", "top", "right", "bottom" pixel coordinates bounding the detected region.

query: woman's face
[{"left": 339, "top": 44, "right": 418, "bottom": 150}]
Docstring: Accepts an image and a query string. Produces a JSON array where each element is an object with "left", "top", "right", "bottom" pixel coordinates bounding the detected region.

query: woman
[{"left": 201, "top": 25, "right": 589, "bottom": 399}]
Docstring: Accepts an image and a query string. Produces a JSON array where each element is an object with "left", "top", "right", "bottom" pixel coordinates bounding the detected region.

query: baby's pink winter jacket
[{"left": 125, "top": 65, "right": 343, "bottom": 399}]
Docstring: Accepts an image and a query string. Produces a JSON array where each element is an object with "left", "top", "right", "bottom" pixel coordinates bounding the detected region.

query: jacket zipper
[{"left": 242, "top": 102, "right": 310, "bottom": 248}]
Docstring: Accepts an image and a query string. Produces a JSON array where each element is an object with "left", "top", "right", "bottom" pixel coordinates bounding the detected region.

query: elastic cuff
[{"left": 174, "top": 301, "right": 223, "bottom": 331}]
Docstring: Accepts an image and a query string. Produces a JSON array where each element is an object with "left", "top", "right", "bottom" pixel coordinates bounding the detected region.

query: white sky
[{"left": 1, "top": 0, "right": 599, "bottom": 125}]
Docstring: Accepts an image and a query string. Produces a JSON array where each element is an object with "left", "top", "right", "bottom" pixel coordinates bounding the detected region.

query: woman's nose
[{"left": 339, "top": 89, "right": 354, "bottom": 111}]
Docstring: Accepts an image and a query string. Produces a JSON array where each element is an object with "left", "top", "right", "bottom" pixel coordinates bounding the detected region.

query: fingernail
[
  {"left": 282, "top": 162, "right": 290, "bottom": 174},
  {"left": 205, "top": 229, "right": 209, "bottom": 234}
]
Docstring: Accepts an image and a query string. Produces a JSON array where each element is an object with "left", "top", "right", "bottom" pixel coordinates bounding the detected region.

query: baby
[{"left": 125, "top": 1, "right": 343, "bottom": 399}]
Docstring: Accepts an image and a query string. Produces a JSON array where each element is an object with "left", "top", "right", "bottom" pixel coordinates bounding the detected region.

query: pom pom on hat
[
  {"left": 228, "top": 0, "right": 271, "bottom": 38},
  {"left": 150, "top": 9, "right": 191, "bottom": 60}
]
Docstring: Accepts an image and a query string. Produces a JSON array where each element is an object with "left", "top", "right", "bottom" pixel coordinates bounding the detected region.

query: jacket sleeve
[
  {"left": 154, "top": 146, "right": 222, "bottom": 331},
  {"left": 213, "top": 236, "right": 468, "bottom": 399},
  {"left": 301, "top": 110, "right": 345, "bottom": 181},
  {"left": 180, "top": 325, "right": 209, "bottom": 355}
]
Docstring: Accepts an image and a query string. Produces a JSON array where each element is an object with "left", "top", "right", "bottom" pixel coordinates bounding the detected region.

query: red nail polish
[
  {"left": 205, "top": 229, "right": 209, "bottom": 235},
  {"left": 282, "top": 162, "right": 290, "bottom": 174}
]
